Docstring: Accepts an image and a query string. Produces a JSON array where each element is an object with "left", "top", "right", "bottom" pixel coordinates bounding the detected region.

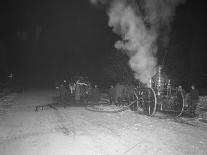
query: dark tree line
[{"left": 103, "top": 49, "right": 135, "bottom": 85}]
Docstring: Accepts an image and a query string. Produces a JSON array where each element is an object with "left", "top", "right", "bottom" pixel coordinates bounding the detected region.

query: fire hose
[{"left": 85, "top": 100, "right": 137, "bottom": 113}]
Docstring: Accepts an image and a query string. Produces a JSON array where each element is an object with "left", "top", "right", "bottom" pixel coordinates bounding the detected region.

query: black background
[{"left": 0, "top": 0, "right": 206, "bottom": 88}]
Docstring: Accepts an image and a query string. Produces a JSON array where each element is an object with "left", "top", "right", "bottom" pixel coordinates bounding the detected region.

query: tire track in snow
[
  {"left": 68, "top": 110, "right": 130, "bottom": 154},
  {"left": 0, "top": 108, "right": 52, "bottom": 144},
  {"left": 49, "top": 107, "right": 76, "bottom": 138}
]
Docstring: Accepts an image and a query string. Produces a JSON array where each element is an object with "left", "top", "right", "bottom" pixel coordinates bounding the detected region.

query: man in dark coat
[
  {"left": 91, "top": 85, "right": 100, "bottom": 102},
  {"left": 108, "top": 85, "right": 115, "bottom": 104},
  {"left": 114, "top": 82, "right": 125, "bottom": 105},
  {"left": 189, "top": 85, "right": 199, "bottom": 117},
  {"left": 75, "top": 81, "right": 81, "bottom": 103}
]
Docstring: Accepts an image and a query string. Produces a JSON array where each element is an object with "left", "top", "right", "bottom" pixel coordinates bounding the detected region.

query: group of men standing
[
  {"left": 170, "top": 84, "right": 199, "bottom": 117},
  {"left": 108, "top": 83, "right": 124, "bottom": 104}
]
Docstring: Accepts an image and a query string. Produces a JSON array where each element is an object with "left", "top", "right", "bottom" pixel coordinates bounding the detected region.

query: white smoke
[{"left": 89, "top": 0, "right": 186, "bottom": 84}]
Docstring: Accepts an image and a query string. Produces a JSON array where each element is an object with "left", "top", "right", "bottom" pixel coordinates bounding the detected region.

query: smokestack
[{"left": 89, "top": 0, "right": 186, "bottom": 84}]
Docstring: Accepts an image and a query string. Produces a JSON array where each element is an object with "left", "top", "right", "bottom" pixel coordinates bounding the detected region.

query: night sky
[{"left": 0, "top": 0, "right": 206, "bottom": 88}]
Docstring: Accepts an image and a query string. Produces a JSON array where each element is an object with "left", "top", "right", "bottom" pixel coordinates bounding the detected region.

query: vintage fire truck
[{"left": 132, "top": 66, "right": 185, "bottom": 116}]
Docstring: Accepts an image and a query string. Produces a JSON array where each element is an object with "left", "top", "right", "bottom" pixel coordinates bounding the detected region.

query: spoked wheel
[
  {"left": 128, "top": 96, "right": 137, "bottom": 111},
  {"left": 133, "top": 88, "right": 144, "bottom": 113},
  {"left": 142, "top": 88, "right": 157, "bottom": 116},
  {"left": 173, "top": 91, "right": 185, "bottom": 117},
  {"left": 133, "top": 88, "right": 157, "bottom": 116}
]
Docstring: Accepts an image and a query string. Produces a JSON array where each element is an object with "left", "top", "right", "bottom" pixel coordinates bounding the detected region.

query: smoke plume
[{"left": 89, "top": 0, "right": 186, "bottom": 84}]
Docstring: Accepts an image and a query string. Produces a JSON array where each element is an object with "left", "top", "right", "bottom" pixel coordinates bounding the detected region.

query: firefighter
[
  {"left": 91, "top": 85, "right": 100, "bottom": 102},
  {"left": 108, "top": 85, "right": 115, "bottom": 104},
  {"left": 59, "top": 83, "right": 67, "bottom": 100},
  {"left": 68, "top": 83, "right": 73, "bottom": 95},
  {"left": 114, "top": 82, "right": 125, "bottom": 105},
  {"left": 189, "top": 85, "right": 199, "bottom": 117},
  {"left": 75, "top": 80, "right": 81, "bottom": 103},
  {"left": 178, "top": 85, "right": 185, "bottom": 97}
]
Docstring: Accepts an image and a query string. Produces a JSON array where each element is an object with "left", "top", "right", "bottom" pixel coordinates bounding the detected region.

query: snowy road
[{"left": 0, "top": 90, "right": 207, "bottom": 155}]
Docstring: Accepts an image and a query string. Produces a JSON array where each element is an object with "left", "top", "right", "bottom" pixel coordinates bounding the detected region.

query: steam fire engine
[{"left": 133, "top": 66, "right": 184, "bottom": 116}]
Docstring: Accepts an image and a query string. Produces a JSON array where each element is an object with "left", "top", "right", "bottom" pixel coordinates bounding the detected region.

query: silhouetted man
[
  {"left": 189, "top": 85, "right": 199, "bottom": 117},
  {"left": 91, "top": 85, "right": 100, "bottom": 102},
  {"left": 108, "top": 85, "right": 115, "bottom": 104}
]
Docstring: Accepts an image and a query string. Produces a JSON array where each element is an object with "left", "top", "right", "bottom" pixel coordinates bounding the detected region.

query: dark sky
[
  {"left": 0, "top": 0, "right": 206, "bottom": 87},
  {"left": 170, "top": 0, "right": 207, "bottom": 73}
]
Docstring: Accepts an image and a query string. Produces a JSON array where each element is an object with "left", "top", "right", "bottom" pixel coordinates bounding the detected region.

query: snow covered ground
[{"left": 1, "top": 90, "right": 207, "bottom": 155}]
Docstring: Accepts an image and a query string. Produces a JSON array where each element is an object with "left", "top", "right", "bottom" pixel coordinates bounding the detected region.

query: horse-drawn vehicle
[
  {"left": 131, "top": 66, "right": 185, "bottom": 116},
  {"left": 56, "top": 76, "right": 92, "bottom": 100},
  {"left": 108, "top": 66, "right": 184, "bottom": 116}
]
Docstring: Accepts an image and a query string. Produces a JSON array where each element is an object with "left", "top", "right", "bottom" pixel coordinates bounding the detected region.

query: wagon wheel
[
  {"left": 128, "top": 91, "right": 138, "bottom": 111},
  {"left": 133, "top": 88, "right": 144, "bottom": 112},
  {"left": 173, "top": 91, "right": 185, "bottom": 117},
  {"left": 142, "top": 88, "right": 157, "bottom": 116},
  {"left": 133, "top": 88, "right": 157, "bottom": 116}
]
